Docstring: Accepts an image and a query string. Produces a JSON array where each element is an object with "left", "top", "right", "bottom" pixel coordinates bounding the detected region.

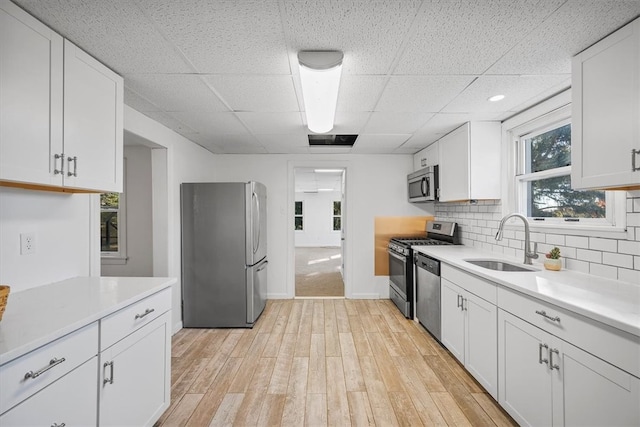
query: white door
[
  {"left": 63, "top": 39, "right": 123, "bottom": 192},
  {"left": 441, "top": 279, "right": 465, "bottom": 363},
  {"left": 99, "top": 313, "right": 170, "bottom": 427},
  {"left": 498, "top": 309, "right": 554, "bottom": 427},
  {"left": 464, "top": 292, "right": 498, "bottom": 399},
  {"left": 0, "top": 1, "right": 63, "bottom": 186}
]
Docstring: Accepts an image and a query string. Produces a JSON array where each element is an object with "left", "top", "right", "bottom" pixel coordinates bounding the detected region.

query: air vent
[{"left": 308, "top": 134, "right": 358, "bottom": 146}]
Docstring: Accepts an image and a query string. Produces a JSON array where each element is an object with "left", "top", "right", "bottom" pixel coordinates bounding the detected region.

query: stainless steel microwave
[{"left": 407, "top": 166, "right": 438, "bottom": 202}]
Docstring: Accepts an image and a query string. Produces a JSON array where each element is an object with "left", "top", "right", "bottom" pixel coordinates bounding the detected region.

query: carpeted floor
[{"left": 295, "top": 247, "right": 344, "bottom": 297}]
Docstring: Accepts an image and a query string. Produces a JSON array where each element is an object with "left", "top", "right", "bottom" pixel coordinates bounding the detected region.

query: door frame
[{"left": 287, "top": 160, "right": 352, "bottom": 299}]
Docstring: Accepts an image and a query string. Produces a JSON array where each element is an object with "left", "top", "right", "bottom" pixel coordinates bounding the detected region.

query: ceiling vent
[{"left": 308, "top": 134, "right": 358, "bottom": 146}]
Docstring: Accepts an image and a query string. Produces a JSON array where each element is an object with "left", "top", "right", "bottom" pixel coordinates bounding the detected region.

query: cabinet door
[
  {"left": 441, "top": 278, "right": 465, "bottom": 363},
  {"left": 572, "top": 18, "right": 640, "bottom": 190},
  {"left": 414, "top": 141, "right": 439, "bottom": 170},
  {"left": 498, "top": 309, "right": 554, "bottom": 427},
  {"left": 438, "top": 124, "right": 469, "bottom": 201},
  {"left": 556, "top": 340, "right": 640, "bottom": 427},
  {"left": 0, "top": 357, "right": 98, "bottom": 426},
  {"left": 0, "top": 0, "right": 63, "bottom": 186},
  {"left": 464, "top": 292, "right": 497, "bottom": 399},
  {"left": 63, "top": 39, "right": 123, "bottom": 193},
  {"left": 99, "top": 311, "right": 170, "bottom": 427}
]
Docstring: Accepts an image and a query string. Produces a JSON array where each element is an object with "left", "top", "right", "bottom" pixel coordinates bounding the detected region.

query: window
[
  {"left": 294, "top": 201, "right": 303, "bottom": 230},
  {"left": 333, "top": 201, "right": 341, "bottom": 231},
  {"left": 512, "top": 104, "right": 619, "bottom": 227},
  {"left": 101, "top": 160, "right": 127, "bottom": 264}
]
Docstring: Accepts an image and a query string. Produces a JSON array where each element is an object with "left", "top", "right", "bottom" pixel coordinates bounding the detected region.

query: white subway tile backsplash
[
  {"left": 590, "top": 263, "right": 618, "bottom": 280},
  {"left": 618, "top": 268, "right": 640, "bottom": 285},
  {"left": 618, "top": 240, "right": 640, "bottom": 256},
  {"left": 565, "top": 235, "right": 589, "bottom": 249},
  {"left": 589, "top": 237, "right": 617, "bottom": 253},
  {"left": 436, "top": 194, "right": 638, "bottom": 280},
  {"left": 546, "top": 234, "right": 565, "bottom": 246},
  {"left": 577, "top": 249, "right": 602, "bottom": 263},
  {"left": 602, "top": 252, "right": 634, "bottom": 269}
]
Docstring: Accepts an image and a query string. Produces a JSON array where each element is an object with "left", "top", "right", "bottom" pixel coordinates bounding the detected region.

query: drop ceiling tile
[
  {"left": 332, "top": 112, "right": 372, "bottom": 134},
  {"left": 15, "top": 0, "right": 192, "bottom": 74},
  {"left": 125, "top": 75, "right": 229, "bottom": 112},
  {"left": 395, "top": 0, "right": 565, "bottom": 75},
  {"left": 336, "top": 76, "right": 388, "bottom": 112},
  {"left": 364, "top": 112, "right": 434, "bottom": 134},
  {"left": 401, "top": 112, "right": 502, "bottom": 149},
  {"left": 442, "top": 75, "right": 571, "bottom": 113},
  {"left": 351, "top": 134, "right": 411, "bottom": 153},
  {"left": 124, "top": 88, "right": 161, "bottom": 113},
  {"left": 171, "top": 112, "right": 250, "bottom": 135},
  {"left": 204, "top": 75, "right": 299, "bottom": 112},
  {"left": 282, "top": 0, "right": 423, "bottom": 74},
  {"left": 142, "top": 111, "right": 198, "bottom": 134},
  {"left": 488, "top": 1, "right": 640, "bottom": 74},
  {"left": 237, "top": 112, "right": 306, "bottom": 135},
  {"left": 255, "top": 134, "right": 308, "bottom": 147},
  {"left": 393, "top": 146, "right": 422, "bottom": 154},
  {"left": 375, "top": 76, "right": 477, "bottom": 112},
  {"left": 140, "top": 0, "right": 289, "bottom": 74}
]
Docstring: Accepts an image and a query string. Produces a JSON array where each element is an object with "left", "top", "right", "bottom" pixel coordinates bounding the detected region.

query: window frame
[
  {"left": 505, "top": 99, "right": 626, "bottom": 236},
  {"left": 294, "top": 200, "right": 304, "bottom": 231},
  {"left": 332, "top": 200, "right": 341, "bottom": 232},
  {"left": 101, "top": 160, "right": 127, "bottom": 264}
]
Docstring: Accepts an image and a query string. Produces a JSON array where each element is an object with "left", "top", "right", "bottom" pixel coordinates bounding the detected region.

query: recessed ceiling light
[
  {"left": 314, "top": 169, "right": 343, "bottom": 173},
  {"left": 317, "top": 188, "right": 335, "bottom": 192},
  {"left": 488, "top": 94, "right": 505, "bottom": 102}
]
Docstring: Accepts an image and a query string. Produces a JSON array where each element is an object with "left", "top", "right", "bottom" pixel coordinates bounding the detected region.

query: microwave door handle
[{"left": 421, "top": 177, "right": 427, "bottom": 197}]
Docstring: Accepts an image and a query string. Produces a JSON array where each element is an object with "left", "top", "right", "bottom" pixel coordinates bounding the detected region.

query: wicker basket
[{"left": 0, "top": 285, "right": 10, "bottom": 321}]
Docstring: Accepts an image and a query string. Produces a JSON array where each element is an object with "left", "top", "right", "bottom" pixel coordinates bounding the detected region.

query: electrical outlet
[{"left": 20, "top": 232, "right": 36, "bottom": 255}]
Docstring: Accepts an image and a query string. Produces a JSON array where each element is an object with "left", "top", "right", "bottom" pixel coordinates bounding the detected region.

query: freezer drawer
[{"left": 246, "top": 258, "right": 268, "bottom": 325}]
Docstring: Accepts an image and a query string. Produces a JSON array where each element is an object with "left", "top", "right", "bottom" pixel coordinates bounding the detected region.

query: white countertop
[
  {"left": 413, "top": 245, "right": 640, "bottom": 338},
  {"left": 0, "top": 276, "right": 176, "bottom": 365}
]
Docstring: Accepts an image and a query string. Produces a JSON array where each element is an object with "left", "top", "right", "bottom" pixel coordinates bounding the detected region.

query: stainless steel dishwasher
[{"left": 414, "top": 252, "right": 441, "bottom": 342}]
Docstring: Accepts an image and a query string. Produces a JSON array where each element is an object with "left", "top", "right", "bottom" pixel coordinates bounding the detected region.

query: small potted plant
[{"left": 544, "top": 247, "right": 562, "bottom": 271}]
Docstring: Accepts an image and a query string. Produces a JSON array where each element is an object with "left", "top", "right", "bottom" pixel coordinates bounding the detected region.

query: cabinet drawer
[
  {"left": 442, "top": 264, "right": 497, "bottom": 304},
  {"left": 0, "top": 356, "right": 98, "bottom": 425},
  {"left": 100, "top": 287, "right": 171, "bottom": 351},
  {"left": 0, "top": 322, "right": 98, "bottom": 415},
  {"left": 498, "top": 286, "right": 640, "bottom": 378}
]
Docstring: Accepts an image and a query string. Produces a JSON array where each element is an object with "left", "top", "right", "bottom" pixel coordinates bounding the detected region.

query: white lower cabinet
[
  {"left": 99, "top": 311, "right": 171, "bottom": 427},
  {"left": 441, "top": 277, "right": 498, "bottom": 398},
  {"left": 0, "top": 357, "right": 98, "bottom": 426},
  {"left": 499, "top": 309, "right": 640, "bottom": 426}
]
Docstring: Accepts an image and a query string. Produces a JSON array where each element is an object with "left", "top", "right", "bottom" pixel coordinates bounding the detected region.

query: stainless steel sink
[{"left": 464, "top": 259, "right": 537, "bottom": 272}]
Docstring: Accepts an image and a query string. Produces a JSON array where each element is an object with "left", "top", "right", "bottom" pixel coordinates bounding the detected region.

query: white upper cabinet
[
  {"left": 0, "top": 0, "right": 63, "bottom": 187},
  {"left": 0, "top": 1, "right": 123, "bottom": 193},
  {"left": 63, "top": 40, "right": 123, "bottom": 192},
  {"left": 438, "top": 122, "right": 501, "bottom": 202},
  {"left": 572, "top": 17, "right": 640, "bottom": 190},
  {"left": 413, "top": 141, "right": 439, "bottom": 171}
]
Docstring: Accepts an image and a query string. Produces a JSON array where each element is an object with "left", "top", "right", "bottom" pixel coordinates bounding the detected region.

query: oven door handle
[{"left": 387, "top": 249, "right": 407, "bottom": 263}]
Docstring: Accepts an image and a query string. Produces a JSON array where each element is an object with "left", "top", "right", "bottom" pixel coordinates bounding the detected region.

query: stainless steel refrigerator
[{"left": 181, "top": 182, "right": 268, "bottom": 328}]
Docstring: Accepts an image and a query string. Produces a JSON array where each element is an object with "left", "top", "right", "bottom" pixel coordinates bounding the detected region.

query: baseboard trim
[
  {"left": 267, "top": 293, "right": 289, "bottom": 299},
  {"left": 350, "top": 293, "right": 380, "bottom": 299},
  {"left": 172, "top": 320, "right": 183, "bottom": 335}
]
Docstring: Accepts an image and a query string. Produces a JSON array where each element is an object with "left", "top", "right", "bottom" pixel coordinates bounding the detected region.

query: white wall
[
  {"left": 0, "top": 188, "right": 93, "bottom": 292},
  {"left": 102, "top": 145, "right": 153, "bottom": 277},
  {"left": 212, "top": 154, "right": 435, "bottom": 299},
  {"left": 294, "top": 190, "right": 342, "bottom": 247}
]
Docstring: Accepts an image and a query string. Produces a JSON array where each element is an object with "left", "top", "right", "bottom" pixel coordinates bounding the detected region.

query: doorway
[{"left": 293, "top": 167, "right": 345, "bottom": 297}]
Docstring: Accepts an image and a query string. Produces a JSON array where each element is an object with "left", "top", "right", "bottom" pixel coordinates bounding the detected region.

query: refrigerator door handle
[
  {"left": 257, "top": 260, "right": 268, "bottom": 272},
  {"left": 253, "top": 191, "right": 260, "bottom": 254}
]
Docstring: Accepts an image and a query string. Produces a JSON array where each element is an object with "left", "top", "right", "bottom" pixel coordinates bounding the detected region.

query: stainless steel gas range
[{"left": 387, "top": 220, "right": 460, "bottom": 318}]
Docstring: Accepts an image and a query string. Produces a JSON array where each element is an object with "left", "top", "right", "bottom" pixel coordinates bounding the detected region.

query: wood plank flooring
[{"left": 158, "top": 299, "right": 517, "bottom": 427}]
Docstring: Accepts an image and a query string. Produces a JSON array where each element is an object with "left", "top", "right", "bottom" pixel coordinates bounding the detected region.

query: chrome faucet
[{"left": 495, "top": 213, "right": 539, "bottom": 265}]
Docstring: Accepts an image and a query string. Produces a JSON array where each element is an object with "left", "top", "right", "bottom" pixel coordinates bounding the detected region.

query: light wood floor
[{"left": 158, "top": 299, "right": 517, "bottom": 426}]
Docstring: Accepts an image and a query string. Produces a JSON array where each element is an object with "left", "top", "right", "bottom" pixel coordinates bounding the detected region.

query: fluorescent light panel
[{"left": 298, "top": 51, "right": 343, "bottom": 134}]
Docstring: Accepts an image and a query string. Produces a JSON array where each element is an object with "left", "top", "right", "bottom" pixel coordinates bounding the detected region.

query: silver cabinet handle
[
  {"left": 67, "top": 156, "right": 78, "bottom": 177},
  {"left": 462, "top": 297, "right": 468, "bottom": 311},
  {"left": 538, "top": 343, "right": 549, "bottom": 365},
  {"left": 535, "top": 310, "right": 560, "bottom": 323},
  {"left": 633, "top": 149, "right": 640, "bottom": 172},
  {"left": 51, "top": 423, "right": 66, "bottom": 427},
  {"left": 135, "top": 308, "right": 155, "bottom": 320},
  {"left": 456, "top": 294, "right": 462, "bottom": 309},
  {"left": 103, "top": 361, "right": 114, "bottom": 385},
  {"left": 24, "top": 357, "right": 66, "bottom": 380},
  {"left": 550, "top": 348, "right": 560, "bottom": 370},
  {"left": 54, "top": 153, "right": 64, "bottom": 175}
]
